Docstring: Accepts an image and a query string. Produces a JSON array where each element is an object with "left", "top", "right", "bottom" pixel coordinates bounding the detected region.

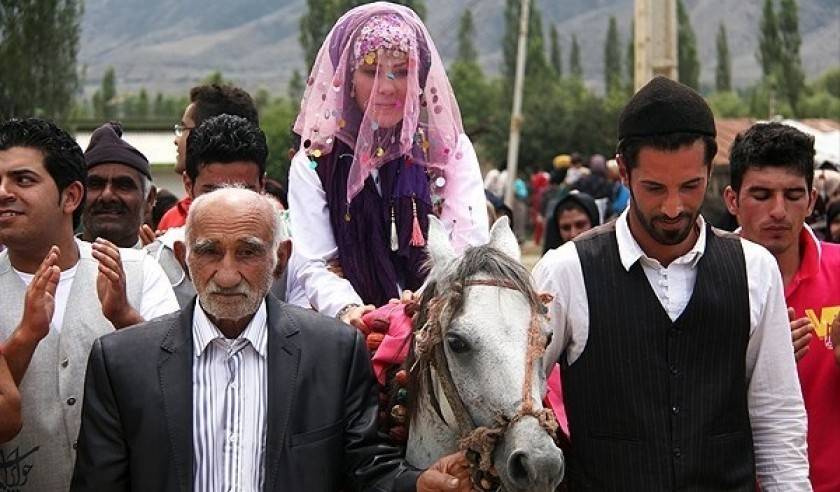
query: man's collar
[
  {"left": 159, "top": 226, "right": 186, "bottom": 250},
  {"left": 75, "top": 232, "right": 142, "bottom": 250},
  {"left": 192, "top": 299, "right": 268, "bottom": 358},
  {"left": 615, "top": 208, "right": 706, "bottom": 271},
  {"left": 795, "top": 224, "right": 821, "bottom": 281}
]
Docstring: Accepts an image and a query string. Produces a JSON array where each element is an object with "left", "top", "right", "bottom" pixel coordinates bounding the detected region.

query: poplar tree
[
  {"left": 570, "top": 34, "right": 582, "bottom": 79},
  {"left": 502, "top": 0, "right": 549, "bottom": 82},
  {"left": 715, "top": 23, "right": 732, "bottom": 92},
  {"left": 549, "top": 25, "right": 563, "bottom": 77},
  {"left": 0, "top": 0, "right": 83, "bottom": 121},
  {"left": 457, "top": 9, "right": 478, "bottom": 64},
  {"left": 757, "top": 0, "right": 782, "bottom": 79},
  {"left": 778, "top": 0, "right": 805, "bottom": 113},
  {"left": 676, "top": 0, "right": 700, "bottom": 89},
  {"left": 604, "top": 16, "right": 622, "bottom": 94}
]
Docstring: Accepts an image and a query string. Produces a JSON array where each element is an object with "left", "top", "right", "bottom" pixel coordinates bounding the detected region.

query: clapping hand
[
  {"left": 92, "top": 238, "right": 142, "bottom": 328},
  {"left": 18, "top": 246, "right": 61, "bottom": 343}
]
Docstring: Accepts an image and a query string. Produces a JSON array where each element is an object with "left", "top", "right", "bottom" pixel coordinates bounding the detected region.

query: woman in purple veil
[{"left": 289, "top": 2, "right": 489, "bottom": 326}]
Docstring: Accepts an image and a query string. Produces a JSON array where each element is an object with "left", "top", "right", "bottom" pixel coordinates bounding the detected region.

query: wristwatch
[{"left": 336, "top": 303, "right": 361, "bottom": 321}]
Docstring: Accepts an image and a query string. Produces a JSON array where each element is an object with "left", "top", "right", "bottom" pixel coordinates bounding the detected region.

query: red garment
[
  {"left": 364, "top": 304, "right": 413, "bottom": 386},
  {"left": 156, "top": 196, "right": 191, "bottom": 232},
  {"left": 785, "top": 227, "right": 840, "bottom": 492}
]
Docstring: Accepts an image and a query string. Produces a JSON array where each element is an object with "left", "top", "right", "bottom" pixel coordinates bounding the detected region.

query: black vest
[{"left": 563, "top": 222, "right": 755, "bottom": 491}]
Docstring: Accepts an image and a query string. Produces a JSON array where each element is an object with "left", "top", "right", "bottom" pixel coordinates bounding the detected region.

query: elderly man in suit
[{"left": 71, "top": 187, "right": 470, "bottom": 492}]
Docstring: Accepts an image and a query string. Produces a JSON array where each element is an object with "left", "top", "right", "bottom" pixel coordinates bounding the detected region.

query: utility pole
[
  {"left": 634, "top": 0, "right": 678, "bottom": 91},
  {"left": 504, "top": 0, "right": 530, "bottom": 208}
]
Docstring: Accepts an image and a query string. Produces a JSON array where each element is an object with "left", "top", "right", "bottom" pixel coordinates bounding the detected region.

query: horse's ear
[
  {"left": 489, "top": 215, "right": 521, "bottom": 262},
  {"left": 426, "top": 214, "right": 456, "bottom": 266}
]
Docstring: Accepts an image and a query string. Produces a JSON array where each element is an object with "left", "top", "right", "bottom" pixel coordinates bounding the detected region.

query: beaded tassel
[
  {"left": 409, "top": 196, "right": 425, "bottom": 247},
  {"left": 390, "top": 205, "right": 399, "bottom": 252}
]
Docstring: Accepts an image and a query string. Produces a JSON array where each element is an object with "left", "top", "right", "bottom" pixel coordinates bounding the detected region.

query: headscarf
[
  {"left": 294, "top": 2, "right": 463, "bottom": 205},
  {"left": 543, "top": 191, "right": 600, "bottom": 253}
]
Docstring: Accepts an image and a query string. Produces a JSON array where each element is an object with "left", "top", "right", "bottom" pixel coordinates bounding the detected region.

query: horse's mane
[{"left": 401, "top": 244, "right": 543, "bottom": 420}]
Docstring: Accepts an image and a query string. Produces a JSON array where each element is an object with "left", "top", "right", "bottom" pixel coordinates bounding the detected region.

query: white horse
[{"left": 403, "top": 216, "right": 565, "bottom": 491}]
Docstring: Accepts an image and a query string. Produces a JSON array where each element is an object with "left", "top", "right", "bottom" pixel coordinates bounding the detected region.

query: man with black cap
[
  {"left": 81, "top": 122, "right": 156, "bottom": 248},
  {"left": 533, "top": 77, "right": 810, "bottom": 490}
]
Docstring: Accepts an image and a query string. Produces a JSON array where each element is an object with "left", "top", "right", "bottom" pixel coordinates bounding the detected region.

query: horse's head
[{"left": 413, "top": 215, "right": 564, "bottom": 491}]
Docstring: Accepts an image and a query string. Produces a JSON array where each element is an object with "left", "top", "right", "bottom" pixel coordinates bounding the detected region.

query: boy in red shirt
[{"left": 725, "top": 122, "right": 840, "bottom": 491}]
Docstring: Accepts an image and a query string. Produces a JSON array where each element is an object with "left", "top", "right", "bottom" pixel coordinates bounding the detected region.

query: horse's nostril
[{"left": 507, "top": 450, "right": 530, "bottom": 483}]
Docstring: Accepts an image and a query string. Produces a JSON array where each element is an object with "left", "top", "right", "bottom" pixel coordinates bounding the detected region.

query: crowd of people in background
[
  {"left": 0, "top": 2, "right": 839, "bottom": 491},
  {"left": 486, "top": 146, "right": 840, "bottom": 254}
]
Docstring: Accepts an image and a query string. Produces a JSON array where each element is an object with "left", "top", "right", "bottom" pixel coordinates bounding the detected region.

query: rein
[{"left": 414, "top": 278, "right": 559, "bottom": 491}]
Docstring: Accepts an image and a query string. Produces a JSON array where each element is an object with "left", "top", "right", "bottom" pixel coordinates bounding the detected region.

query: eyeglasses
[{"left": 173, "top": 123, "right": 194, "bottom": 137}]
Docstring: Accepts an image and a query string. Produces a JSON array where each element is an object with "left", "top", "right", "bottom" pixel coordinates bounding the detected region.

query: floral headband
[{"left": 352, "top": 13, "right": 413, "bottom": 68}]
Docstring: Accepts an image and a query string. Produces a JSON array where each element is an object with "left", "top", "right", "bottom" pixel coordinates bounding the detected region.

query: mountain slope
[{"left": 78, "top": 0, "right": 840, "bottom": 95}]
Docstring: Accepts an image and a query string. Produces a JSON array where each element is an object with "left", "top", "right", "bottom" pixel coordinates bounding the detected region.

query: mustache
[
  {"left": 652, "top": 212, "right": 691, "bottom": 223},
  {"left": 762, "top": 220, "right": 794, "bottom": 229},
  {"left": 89, "top": 202, "right": 128, "bottom": 214},
  {"left": 205, "top": 282, "right": 251, "bottom": 296}
]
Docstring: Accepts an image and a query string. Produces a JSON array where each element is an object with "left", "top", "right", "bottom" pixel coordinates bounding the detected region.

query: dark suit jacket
[{"left": 70, "top": 296, "right": 420, "bottom": 491}]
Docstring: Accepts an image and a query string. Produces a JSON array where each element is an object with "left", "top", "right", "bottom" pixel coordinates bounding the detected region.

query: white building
[{"left": 75, "top": 129, "right": 185, "bottom": 197}]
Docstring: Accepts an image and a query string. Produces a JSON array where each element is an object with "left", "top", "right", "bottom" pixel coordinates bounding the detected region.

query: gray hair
[
  {"left": 141, "top": 175, "right": 153, "bottom": 199},
  {"left": 185, "top": 185, "right": 288, "bottom": 253}
]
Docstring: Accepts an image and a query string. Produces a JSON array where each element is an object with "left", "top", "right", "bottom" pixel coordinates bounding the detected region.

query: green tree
[
  {"left": 676, "top": 0, "right": 700, "bottom": 89},
  {"left": 815, "top": 67, "right": 840, "bottom": 98},
  {"left": 255, "top": 88, "right": 271, "bottom": 113},
  {"left": 715, "top": 23, "right": 732, "bottom": 92},
  {"left": 457, "top": 9, "right": 478, "bottom": 64},
  {"left": 137, "top": 88, "right": 150, "bottom": 119},
  {"left": 502, "top": 0, "right": 549, "bottom": 83},
  {"left": 626, "top": 20, "right": 635, "bottom": 93},
  {"left": 287, "top": 69, "right": 305, "bottom": 103},
  {"left": 757, "top": 0, "right": 782, "bottom": 79},
  {"left": 153, "top": 92, "right": 165, "bottom": 118},
  {"left": 604, "top": 16, "right": 622, "bottom": 94},
  {"left": 777, "top": 0, "right": 805, "bottom": 113},
  {"left": 261, "top": 98, "right": 299, "bottom": 183},
  {"left": 94, "top": 66, "right": 118, "bottom": 120},
  {"left": 202, "top": 70, "right": 230, "bottom": 86},
  {"left": 708, "top": 91, "right": 748, "bottom": 117},
  {"left": 449, "top": 8, "right": 495, "bottom": 138},
  {"left": 569, "top": 34, "right": 582, "bottom": 79},
  {"left": 0, "top": 0, "right": 84, "bottom": 121},
  {"left": 549, "top": 25, "right": 562, "bottom": 77},
  {"left": 299, "top": 0, "right": 343, "bottom": 70}
]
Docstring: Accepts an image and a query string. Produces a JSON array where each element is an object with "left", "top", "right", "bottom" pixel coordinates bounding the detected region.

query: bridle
[{"left": 413, "top": 278, "right": 560, "bottom": 491}]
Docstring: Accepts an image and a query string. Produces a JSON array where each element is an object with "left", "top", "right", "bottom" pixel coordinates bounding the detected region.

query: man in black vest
[{"left": 533, "top": 77, "right": 810, "bottom": 491}]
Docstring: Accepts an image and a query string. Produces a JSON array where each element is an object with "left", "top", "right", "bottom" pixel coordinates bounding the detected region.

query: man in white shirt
[
  {"left": 533, "top": 77, "right": 810, "bottom": 490},
  {"left": 0, "top": 118, "right": 179, "bottom": 491}
]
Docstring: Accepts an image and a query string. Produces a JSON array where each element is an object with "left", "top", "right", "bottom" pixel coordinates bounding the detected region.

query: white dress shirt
[
  {"left": 192, "top": 300, "right": 268, "bottom": 492},
  {"left": 532, "top": 209, "right": 811, "bottom": 491},
  {"left": 288, "top": 133, "right": 489, "bottom": 316}
]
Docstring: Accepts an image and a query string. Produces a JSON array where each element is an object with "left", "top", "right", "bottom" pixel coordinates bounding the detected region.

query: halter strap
[{"left": 463, "top": 278, "right": 520, "bottom": 290}]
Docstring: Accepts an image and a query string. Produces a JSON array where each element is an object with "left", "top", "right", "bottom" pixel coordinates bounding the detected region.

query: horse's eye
[
  {"left": 446, "top": 334, "right": 470, "bottom": 354},
  {"left": 544, "top": 332, "right": 554, "bottom": 348}
]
